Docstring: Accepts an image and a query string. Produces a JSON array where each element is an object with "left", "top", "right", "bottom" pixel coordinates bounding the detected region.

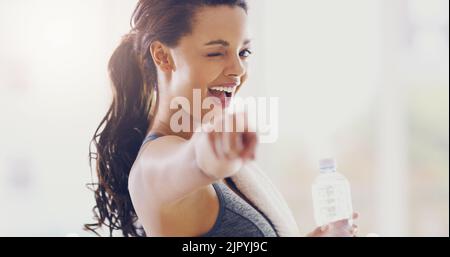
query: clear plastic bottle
[{"left": 312, "top": 158, "right": 353, "bottom": 227}]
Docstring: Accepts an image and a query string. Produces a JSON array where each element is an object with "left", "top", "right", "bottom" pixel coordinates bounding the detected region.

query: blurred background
[{"left": 0, "top": 0, "right": 448, "bottom": 236}]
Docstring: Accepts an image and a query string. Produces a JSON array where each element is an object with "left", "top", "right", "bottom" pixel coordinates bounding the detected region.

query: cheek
[
  {"left": 171, "top": 54, "right": 225, "bottom": 101},
  {"left": 190, "top": 61, "right": 224, "bottom": 90}
]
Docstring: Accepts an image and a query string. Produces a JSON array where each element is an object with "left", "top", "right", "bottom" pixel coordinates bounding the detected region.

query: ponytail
[{"left": 85, "top": 33, "right": 156, "bottom": 237}]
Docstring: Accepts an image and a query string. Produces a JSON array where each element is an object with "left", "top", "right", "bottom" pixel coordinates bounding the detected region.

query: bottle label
[{"left": 312, "top": 181, "right": 353, "bottom": 226}]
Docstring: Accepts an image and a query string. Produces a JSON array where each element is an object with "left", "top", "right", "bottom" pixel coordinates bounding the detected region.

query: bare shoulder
[
  {"left": 128, "top": 136, "right": 220, "bottom": 236},
  {"left": 130, "top": 135, "right": 190, "bottom": 189},
  {"left": 138, "top": 135, "right": 188, "bottom": 166}
]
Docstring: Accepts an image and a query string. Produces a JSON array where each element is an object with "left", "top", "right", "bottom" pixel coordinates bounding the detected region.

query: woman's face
[{"left": 166, "top": 5, "right": 251, "bottom": 122}]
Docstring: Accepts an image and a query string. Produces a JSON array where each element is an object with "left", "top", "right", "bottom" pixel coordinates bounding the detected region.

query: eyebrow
[{"left": 204, "top": 39, "right": 252, "bottom": 47}]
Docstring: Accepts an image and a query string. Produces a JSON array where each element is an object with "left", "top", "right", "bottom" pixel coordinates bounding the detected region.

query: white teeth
[{"left": 210, "top": 86, "right": 235, "bottom": 93}]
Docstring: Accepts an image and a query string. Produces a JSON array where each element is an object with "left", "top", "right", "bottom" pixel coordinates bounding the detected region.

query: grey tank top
[{"left": 142, "top": 133, "right": 279, "bottom": 237}]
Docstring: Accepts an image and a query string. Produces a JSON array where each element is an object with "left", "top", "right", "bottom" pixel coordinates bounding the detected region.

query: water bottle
[{"left": 312, "top": 158, "right": 353, "bottom": 227}]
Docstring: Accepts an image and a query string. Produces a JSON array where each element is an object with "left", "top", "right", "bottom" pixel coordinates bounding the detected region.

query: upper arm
[
  {"left": 128, "top": 135, "right": 219, "bottom": 236},
  {"left": 151, "top": 184, "right": 220, "bottom": 236},
  {"left": 132, "top": 135, "right": 213, "bottom": 205}
]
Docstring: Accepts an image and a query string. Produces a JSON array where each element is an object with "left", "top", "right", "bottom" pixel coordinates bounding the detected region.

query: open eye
[{"left": 239, "top": 49, "right": 252, "bottom": 58}]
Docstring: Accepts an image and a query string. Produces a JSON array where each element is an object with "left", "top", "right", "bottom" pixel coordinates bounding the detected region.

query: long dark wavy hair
[{"left": 85, "top": 0, "right": 248, "bottom": 237}]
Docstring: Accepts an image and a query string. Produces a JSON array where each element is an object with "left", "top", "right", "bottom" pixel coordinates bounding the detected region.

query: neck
[{"left": 147, "top": 97, "right": 199, "bottom": 141}]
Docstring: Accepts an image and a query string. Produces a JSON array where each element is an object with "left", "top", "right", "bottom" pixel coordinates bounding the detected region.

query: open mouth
[
  {"left": 207, "top": 85, "right": 237, "bottom": 108},
  {"left": 208, "top": 86, "right": 234, "bottom": 97}
]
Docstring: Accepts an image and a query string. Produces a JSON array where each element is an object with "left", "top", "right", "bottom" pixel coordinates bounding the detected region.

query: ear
[{"left": 149, "top": 41, "right": 174, "bottom": 73}]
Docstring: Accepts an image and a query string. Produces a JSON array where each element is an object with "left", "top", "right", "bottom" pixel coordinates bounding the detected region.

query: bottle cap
[{"left": 319, "top": 158, "right": 336, "bottom": 173}]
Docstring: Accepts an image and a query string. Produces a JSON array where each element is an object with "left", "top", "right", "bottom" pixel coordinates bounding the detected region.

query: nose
[{"left": 224, "top": 54, "right": 246, "bottom": 78}]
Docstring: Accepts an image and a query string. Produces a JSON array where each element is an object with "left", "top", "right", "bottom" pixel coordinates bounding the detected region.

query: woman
[{"left": 86, "top": 0, "right": 358, "bottom": 237}]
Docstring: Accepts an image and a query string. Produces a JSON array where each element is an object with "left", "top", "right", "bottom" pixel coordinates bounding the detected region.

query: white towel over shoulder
[{"left": 229, "top": 161, "right": 301, "bottom": 237}]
